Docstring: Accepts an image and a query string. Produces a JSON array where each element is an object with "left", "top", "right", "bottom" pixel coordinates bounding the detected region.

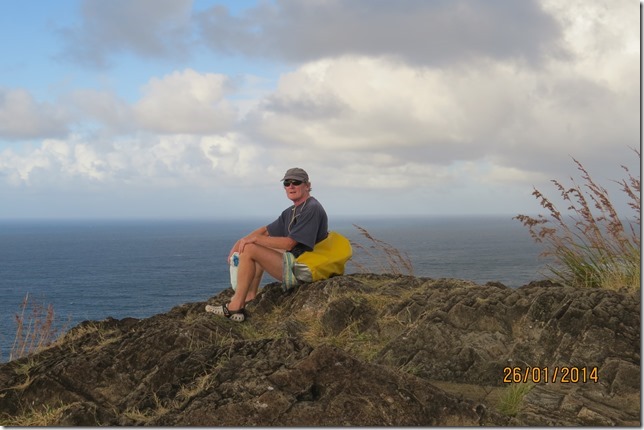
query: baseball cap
[{"left": 280, "top": 167, "right": 309, "bottom": 182}]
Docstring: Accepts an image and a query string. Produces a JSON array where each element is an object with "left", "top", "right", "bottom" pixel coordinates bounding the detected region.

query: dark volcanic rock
[{"left": 0, "top": 274, "right": 639, "bottom": 426}]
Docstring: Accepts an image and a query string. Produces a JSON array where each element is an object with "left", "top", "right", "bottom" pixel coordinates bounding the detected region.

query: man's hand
[
  {"left": 228, "top": 226, "right": 296, "bottom": 261},
  {"left": 238, "top": 236, "right": 258, "bottom": 254}
]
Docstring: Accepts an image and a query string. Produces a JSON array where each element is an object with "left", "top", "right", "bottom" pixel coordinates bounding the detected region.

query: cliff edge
[{"left": 0, "top": 274, "right": 640, "bottom": 426}]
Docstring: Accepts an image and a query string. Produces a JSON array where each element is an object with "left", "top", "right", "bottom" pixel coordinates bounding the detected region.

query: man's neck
[{"left": 292, "top": 194, "right": 310, "bottom": 207}]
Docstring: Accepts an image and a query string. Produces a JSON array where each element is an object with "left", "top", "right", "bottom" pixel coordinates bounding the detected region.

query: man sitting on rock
[{"left": 206, "top": 167, "right": 328, "bottom": 322}]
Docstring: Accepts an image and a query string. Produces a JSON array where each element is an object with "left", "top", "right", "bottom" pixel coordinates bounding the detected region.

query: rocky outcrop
[{"left": 0, "top": 274, "right": 639, "bottom": 426}]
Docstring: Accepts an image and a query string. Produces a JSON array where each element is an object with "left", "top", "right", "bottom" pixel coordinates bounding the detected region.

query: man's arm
[
  {"left": 253, "top": 231, "right": 297, "bottom": 252},
  {"left": 231, "top": 226, "right": 297, "bottom": 259}
]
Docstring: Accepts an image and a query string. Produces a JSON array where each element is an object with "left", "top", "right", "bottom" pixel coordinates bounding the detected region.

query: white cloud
[
  {"left": 68, "top": 89, "right": 135, "bottom": 133},
  {"left": 249, "top": 57, "right": 463, "bottom": 152},
  {"left": 543, "top": 0, "right": 638, "bottom": 90},
  {"left": 0, "top": 132, "right": 268, "bottom": 191},
  {"left": 200, "top": 134, "right": 264, "bottom": 181},
  {"left": 0, "top": 138, "right": 107, "bottom": 186},
  {"left": 0, "top": 89, "right": 69, "bottom": 139},
  {"left": 134, "top": 69, "right": 238, "bottom": 134}
]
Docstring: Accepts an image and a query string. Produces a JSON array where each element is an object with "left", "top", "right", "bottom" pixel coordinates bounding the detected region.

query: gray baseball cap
[{"left": 280, "top": 167, "right": 309, "bottom": 182}]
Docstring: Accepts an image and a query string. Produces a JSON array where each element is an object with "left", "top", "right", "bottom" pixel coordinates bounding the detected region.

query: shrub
[{"left": 515, "top": 150, "right": 640, "bottom": 292}]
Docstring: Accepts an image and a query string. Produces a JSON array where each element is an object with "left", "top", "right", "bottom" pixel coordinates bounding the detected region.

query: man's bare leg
[
  {"left": 228, "top": 243, "right": 283, "bottom": 310},
  {"left": 244, "top": 262, "right": 264, "bottom": 302}
]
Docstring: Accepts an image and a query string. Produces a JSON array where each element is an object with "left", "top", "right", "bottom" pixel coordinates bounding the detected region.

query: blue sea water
[{"left": 0, "top": 216, "right": 548, "bottom": 362}]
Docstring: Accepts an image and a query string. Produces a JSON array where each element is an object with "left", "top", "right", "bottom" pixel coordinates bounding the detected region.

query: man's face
[{"left": 283, "top": 180, "right": 308, "bottom": 203}]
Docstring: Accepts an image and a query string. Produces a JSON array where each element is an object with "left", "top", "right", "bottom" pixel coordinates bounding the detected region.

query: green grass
[{"left": 498, "top": 383, "right": 534, "bottom": 417}]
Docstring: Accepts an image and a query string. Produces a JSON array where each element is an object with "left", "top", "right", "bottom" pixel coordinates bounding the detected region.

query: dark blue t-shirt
[{"left": 266, "top": 196, "right": 328, "bottom": 257}]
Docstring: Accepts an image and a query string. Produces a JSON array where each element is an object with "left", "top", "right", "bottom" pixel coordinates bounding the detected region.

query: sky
[{"left": 0, "top": 0, "right": 639, "bottom": 220}]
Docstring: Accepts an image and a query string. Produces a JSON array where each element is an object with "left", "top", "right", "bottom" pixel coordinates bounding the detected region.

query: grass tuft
[
  {"left": 515, "top": 149, "right": 640, "bottom": 292},
  {"left": 349, "top": 224, "right": 414, "bottom": 276},
  {"left": 498, "top": 383, "right": 534, "bottom": 417},
  {"left": 8, "top": 294, "right": 65, "bottom": 361}
]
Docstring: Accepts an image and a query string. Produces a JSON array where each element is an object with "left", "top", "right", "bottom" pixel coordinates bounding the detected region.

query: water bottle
[{"left": 229, "top": 252, "right": 239, "bottom": 291}]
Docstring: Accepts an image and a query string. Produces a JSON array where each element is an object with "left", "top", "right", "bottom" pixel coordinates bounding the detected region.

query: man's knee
[{"left": 240, "top": 243, "right": 267, "bottom": 261}]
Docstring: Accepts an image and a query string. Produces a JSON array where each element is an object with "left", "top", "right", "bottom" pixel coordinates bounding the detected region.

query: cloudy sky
[{"left": 0, "top": 0, "right": 638, "bottom": 220}]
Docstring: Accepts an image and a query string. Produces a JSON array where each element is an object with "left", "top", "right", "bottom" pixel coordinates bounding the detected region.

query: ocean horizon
[{"left": 0, "top": 215, "right": 549, "bottom": 362}]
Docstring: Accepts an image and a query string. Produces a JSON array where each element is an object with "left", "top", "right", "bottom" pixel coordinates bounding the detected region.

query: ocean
[{"left": 0, "top": 216, "right": 549, "bottom": 362}]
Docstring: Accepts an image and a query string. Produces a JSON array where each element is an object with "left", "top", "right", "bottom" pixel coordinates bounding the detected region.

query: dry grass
[
  {"left": 249, "top": 286, "right": 416, "bottom": 364},
  {"left": 0, "top": 403, "right": 69, "bottom": 426},
  {"left": 8, "top": 294, "right": 65, "bottom": 361},
  {"left": 515, "top": 149, "right": 640, "bottom": 292},
  {"left": 349, "top": 224, "right": 414, "bottom": 276}
]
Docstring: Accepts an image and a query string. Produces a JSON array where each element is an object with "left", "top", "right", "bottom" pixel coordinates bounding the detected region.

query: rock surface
[{"left": 0, "top": 274, "right": 639, "bottom": 426}]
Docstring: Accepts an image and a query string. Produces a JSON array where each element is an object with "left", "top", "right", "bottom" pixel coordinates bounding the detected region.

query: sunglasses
[{"left": 283, "top": 180, "right": 303, "bottom": 187}]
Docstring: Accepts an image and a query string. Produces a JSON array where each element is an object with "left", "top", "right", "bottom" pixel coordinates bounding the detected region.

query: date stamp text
[{"left": 503, "top": 366, "right": 599, "bottom": 384}]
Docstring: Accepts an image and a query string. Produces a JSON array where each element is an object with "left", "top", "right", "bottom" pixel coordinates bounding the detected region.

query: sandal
[{"left": 205, "top": 303, "right": 246, "bottom": 322}]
